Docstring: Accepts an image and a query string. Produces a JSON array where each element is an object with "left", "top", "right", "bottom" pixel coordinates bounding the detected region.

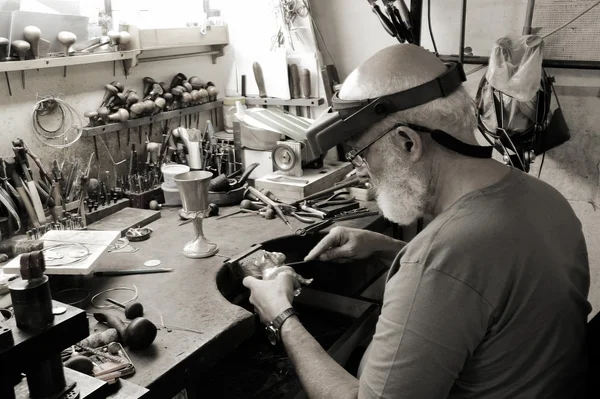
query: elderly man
[{"left": 242, "top": 44, "right": 591, "bottom": 398}]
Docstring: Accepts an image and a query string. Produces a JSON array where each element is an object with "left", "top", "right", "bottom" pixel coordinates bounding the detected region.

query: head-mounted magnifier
[{"left": 304, "top": 62, "right": 493, "bottom": 162}]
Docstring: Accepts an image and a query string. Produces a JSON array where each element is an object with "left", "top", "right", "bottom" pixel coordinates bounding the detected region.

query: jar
[{"left": 223, "top": 96, "right": 245, "bottom": 133}]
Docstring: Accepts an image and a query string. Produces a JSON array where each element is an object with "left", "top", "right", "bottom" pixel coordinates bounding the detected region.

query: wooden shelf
[
  {"left": 0, "top": 50, "right": 140, "bottom": 73},
  {"left": 125, "top": 25, "right": 229, "bottom": 65},
  {"left": 244, "top": 97, "right": 325, "bottom": 107},
  {"left": 81, "top": 101, "right": 223, "bottom": 137}
]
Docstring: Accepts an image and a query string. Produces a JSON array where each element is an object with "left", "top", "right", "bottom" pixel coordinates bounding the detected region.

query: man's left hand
[{"left": 243, "top": 273, "right": 295, "bottom": 325}]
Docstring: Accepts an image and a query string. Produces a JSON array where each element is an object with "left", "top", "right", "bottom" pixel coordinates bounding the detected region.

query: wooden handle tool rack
[{"left": 81, "top": 100, "right": 223, "bottom": 137}]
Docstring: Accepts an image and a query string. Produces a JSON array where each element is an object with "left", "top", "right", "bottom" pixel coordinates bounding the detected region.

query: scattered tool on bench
[
  {"left": 93, "top": 312, "right": 157, "bottom": 350},
  {"left": 105, "top": 298, "right": 144, "bottom": 319},
  {"left": 247, "top": 186, "right": 293, "bottom": 230},
  {"left": 94, "top": 268, "right": 173, "bottom": 276}
]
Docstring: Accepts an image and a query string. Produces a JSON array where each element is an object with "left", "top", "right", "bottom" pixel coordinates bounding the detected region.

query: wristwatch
[{"left": 265, "top": 307, "right": 298, "bottom": 346}]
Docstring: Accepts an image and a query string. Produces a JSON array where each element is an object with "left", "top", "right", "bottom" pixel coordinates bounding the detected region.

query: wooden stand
[{"left": 126, "top": 187, "right": 164, "bottom": 209}]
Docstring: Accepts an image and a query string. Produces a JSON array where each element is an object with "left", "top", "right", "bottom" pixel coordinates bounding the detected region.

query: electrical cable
[
  {"left": 537, "top": 152, "right": 546, "bottom": 178},
  {"left": 542, "top": 0, "right": 600, "bottom": 39},
  {"left": 427, "top": 0, "right": 439, "bottom": 55},
  {"left": 91, "top": 285, "right": 139, "bottom": 309}
]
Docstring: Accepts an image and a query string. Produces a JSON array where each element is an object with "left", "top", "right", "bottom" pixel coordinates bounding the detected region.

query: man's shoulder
[{"left": 400, "top": 172, "right": 583, "bottom": 274}]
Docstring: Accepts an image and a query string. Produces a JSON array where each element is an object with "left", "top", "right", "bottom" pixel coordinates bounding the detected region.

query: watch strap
[
  {"left": 267, "top": 307, "right": 298, "bottom": 345},
  {"left": 271, "top": 307, "right": 298, "bottom": 330}
]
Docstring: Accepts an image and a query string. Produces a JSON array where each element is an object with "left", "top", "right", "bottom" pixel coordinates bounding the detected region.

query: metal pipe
[
  {"left": 458, "top": 0, "right": 467, "bottom": 65},
  {"left": 410, "top": 0, "right": 424, "bottom": 45},
  {"left": 439, "top": 54, "right": 600, "bottom": 70},
  {"left": 522, "top": 0, "right": 536, "bottom": 35}
]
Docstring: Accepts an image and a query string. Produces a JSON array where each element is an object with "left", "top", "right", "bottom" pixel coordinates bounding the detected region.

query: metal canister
[{"left": 9, "top": 275, "right": 54, "bottom": 330}]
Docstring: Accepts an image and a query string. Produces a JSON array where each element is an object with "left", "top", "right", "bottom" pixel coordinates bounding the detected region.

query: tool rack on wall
[
  {"left": 244, "top": 98, "right": 324, "bottom": 107},
  {"left": 0, "top": 50, "right": 140, "bottom": 72},
  {"left": 81, "top": 101, "right": 224, "bottom": 137},
  {"left": 244, "top": 97, "right": 325, "bottom": 119},
  {"left": 0, "top": 26, "right": 229, "bottom": 76}
]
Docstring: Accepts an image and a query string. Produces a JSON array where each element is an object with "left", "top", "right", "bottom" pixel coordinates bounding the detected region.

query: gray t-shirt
[{"left": 359, "top": 169, "right": 591, "bottom": 398}]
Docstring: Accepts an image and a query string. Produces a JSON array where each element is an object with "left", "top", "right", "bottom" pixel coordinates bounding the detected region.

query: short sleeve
[{"left": 359, "top": 262, "right": 494, "bottom": 399}]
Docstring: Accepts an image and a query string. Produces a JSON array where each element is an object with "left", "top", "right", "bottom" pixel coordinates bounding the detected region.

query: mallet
[{"left": 57, "top": 31, "right": 77, "bottom": 77}]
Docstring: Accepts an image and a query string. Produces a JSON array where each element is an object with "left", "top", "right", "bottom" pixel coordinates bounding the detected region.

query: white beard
[{"left": 371, "top": 158, "right": 430, "bottom": 226}]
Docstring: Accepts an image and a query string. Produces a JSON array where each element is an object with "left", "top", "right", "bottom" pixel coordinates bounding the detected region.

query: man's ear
[{"left": 390, "top": 126, "right": 423, "bottom": 161}]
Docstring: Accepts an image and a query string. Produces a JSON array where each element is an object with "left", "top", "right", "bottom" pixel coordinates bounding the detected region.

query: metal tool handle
[
  {"left": 295, "top": 220, "right": 333, "bottom": 236},
  {"left": 291, "top": 177, "right": 360, "bottom": 206},
  {"left": 392, "top": 6, "right": 412, "bottom": 43},
  {"left": 397, "top": 0, "right": 413, "bottom": 29},
  {"left": 384, "top": 3, "right": 406, "bottom": 43},
  {"left": 300, "top": 68, "right": 311, "bottom": 99},
  {"left": 290, "top": 64, "right": 300, "bottom": 99},
  {"left": 371, "top": 4, "right": 396, "bottom": 37}
]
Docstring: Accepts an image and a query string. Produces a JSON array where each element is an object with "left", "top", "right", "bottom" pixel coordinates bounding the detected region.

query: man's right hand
[{"left": 304, "top": 226, "right": 404, "bottom": 263}]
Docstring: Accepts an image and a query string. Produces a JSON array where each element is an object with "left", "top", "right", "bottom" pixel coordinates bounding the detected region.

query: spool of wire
[{"left": 31, "top": 95, "right": 85, "bottom": 149}]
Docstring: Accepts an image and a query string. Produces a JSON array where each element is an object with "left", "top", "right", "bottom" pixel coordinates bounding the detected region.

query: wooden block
[
  {"left": 87, "top": 208, "right": 161, "bottom": 237},
  {"left": 85, "top": 199, "right": 131, "bottom": 225},
  {"left": 138, "top": 25, "right": 229, "bottom": 49},
  {"left": 255, "top": 162, "right": 353, "bottom": 203}
]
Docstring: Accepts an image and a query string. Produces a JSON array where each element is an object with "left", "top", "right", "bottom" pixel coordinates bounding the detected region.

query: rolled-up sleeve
[{"left": 359, "top": 262, "right": 494, "bottom": 399}]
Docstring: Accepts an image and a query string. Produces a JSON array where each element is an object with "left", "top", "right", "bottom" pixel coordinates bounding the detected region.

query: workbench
[{"left": 2, "top": 204, "right": 390, "bottom": 398}]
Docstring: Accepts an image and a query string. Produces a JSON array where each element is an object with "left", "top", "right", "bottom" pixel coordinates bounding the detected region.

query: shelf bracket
[{"left": 211, "top": 45, "right": 227, "bottom": 65}]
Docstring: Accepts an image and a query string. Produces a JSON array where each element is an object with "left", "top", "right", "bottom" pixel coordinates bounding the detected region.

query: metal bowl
[{"left": 208, "top": 184, "right": 246, "bottom": 206}]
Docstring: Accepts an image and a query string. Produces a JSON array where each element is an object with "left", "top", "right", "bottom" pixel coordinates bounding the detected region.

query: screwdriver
[
  {"left": 11, "top": 40, "right": 30, "bottom": 89},
  {"left": 57, "top": 31, "right": 77, "bottom": 77}
]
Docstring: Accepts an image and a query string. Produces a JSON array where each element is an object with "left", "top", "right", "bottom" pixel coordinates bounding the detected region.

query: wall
[
  {"left": 0, "top": 56, "right": 227, "bottom": 180},
  {"left": 311, "top": 0, "right": 600, "bottom": 314}
]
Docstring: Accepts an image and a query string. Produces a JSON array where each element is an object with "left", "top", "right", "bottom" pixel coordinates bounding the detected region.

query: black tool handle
[
  {"left": 371, "top": 4, "right": 396, "bottom": 37},
  {"left": 384, "top": 4, "right": 406, "bottom": 43},
  {"left": 393, "top": 5, "right": 413, "bottom": 43}
]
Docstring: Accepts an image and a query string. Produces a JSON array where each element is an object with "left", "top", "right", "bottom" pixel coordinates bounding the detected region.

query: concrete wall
[{"left": 311, "top": 0, "right": 600, "bottom": 314}]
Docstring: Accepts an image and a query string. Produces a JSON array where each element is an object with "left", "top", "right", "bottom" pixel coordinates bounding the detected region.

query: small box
[{"left": 126, "top": 187, "right": 164, "bottom": 209}]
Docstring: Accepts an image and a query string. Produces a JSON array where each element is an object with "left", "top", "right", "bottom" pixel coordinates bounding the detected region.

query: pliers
[
  {"left": 289, "top": 211, "right": 321, "bottom": 224},
  {"left": 368, "top": 0, "right": 414, "bottom": 44},
  {"left": 312, "top": 191, "right": 356, "bottom": 207}
]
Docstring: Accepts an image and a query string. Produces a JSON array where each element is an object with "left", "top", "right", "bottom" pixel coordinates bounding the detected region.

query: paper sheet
[{"left": 2, "top": 230, "right": 120, "bottom": 276}]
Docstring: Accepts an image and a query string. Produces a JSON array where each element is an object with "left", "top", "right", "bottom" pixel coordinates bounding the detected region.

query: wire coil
[{"left": 31, "top": 95, "right": 84, "bottom": 149}]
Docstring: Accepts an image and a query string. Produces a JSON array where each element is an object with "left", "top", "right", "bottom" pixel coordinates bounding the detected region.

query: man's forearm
[
  {"left": 281, "top": 316, "right": 359, "bottom": 399},
  {"left": 371, "top": 233, "right": 405, "bottom": 264}
]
